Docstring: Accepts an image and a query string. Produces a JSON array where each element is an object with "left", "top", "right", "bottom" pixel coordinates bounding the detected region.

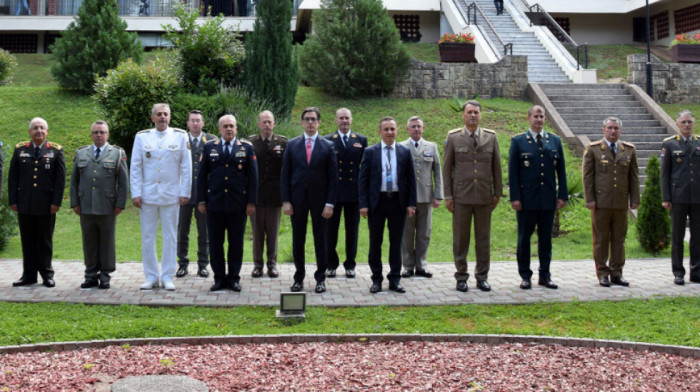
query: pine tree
[
  {"left": 636, "top": 155, "right": 671, "bottom": 254},
  {"left": 245, "top": 0, "right": 299, "bottom": 118},
  {"left": 298, "top": 0, "right": 410, "bottom": 98},
  {"left": 50, "top": 0, "right": 142, "bottom": 93}
]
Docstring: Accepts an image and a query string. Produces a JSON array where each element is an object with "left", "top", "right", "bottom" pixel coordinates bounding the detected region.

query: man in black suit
[
  {"left": 8, "top": 117, "right": 66, "bottom": 288},
  {"left": 280, "top": 107, "right": 338, "bottom": 294},
  {"left": 325, "top": 108, "right": 367, "bottom": 279},
  {"left": 197, "top": 114, "right": 258, "bottom": 292},
  {"left": 359, "top": 116, "right": 417, "bottom": 294}
]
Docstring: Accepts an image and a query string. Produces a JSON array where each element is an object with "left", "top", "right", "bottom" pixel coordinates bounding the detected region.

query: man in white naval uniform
[{"left": 130, "top": 103, "right": 192, "bottom": 290}]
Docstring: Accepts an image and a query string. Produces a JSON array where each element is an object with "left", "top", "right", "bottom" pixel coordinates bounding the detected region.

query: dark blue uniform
[
  {"left": 197, "top": 138, "right": 258, "bottom": 287},
  {"left": 325, "top": 131, "right": 367, "bottom": 273},
  {"left": 508, "top": 131, "right": 567, "bottom": 281}
]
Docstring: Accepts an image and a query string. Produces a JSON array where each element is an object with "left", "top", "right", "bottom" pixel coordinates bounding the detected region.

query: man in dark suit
[
  {"left": 8, "top": 117, "right": 66, "bottom": 288},
  {"left": 197, "top": 114, "right": 258, "bottom": 292},
  {"left": 280, "top": 107, "right": 338, "bottom": 294},
  {"left": 661, "top": 110, "right": 700, "bottom": 285},
  {"left": 70, "top": 121, "right": 129, "bottom": 290},
  {"left": 325, "top": 108, "right": 367, "bottom": 279},
  {"left": 177, "top": 110, "right": 216, "bottom": 279},
  {"left": 359, "top": 116, "right": 417, "bottom": 294},
  {"left": 583, "top": 117, "right": 640, "bottom": 287},
  {"left": 508, "top": 105, "right": 567, "bottom": 290},
  {"left": 248, "top": 110, "right": 287, "bottom": 279}
]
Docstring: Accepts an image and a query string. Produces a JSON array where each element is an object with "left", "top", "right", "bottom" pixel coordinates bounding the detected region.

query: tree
[
  {"left": 245, "top": 0, "right": 299, "bottom": 118},
  {"left": 50, "top": 0, "right": 142, "bottom": 93},
  {"left": 163, "top": 4, "right": 245, "bottom": 95},
  {"left": 636, "top": 155, "right": 671, "bottom": 254},
  {"left": 298, "top": 0, "right": 410, "bottom": 97}
]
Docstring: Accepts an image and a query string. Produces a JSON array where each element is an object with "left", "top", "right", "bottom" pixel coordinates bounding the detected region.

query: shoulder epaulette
[
  {"left": 173, "top": 128, "right": 187, "bottom": 134},
  {"left": 213, "top": 139, "right": 221, "bottom": 145},
  {"left": 46, "top": 142, "right": 63, "bottom": 151},
  {"left": 15, "top": 141, "right": 29, "bottom": 148},
  {"left": 621, "top": 141, "right": 635, "bottom": 148},
  {"left": 275, "top": 134, "right": 288, "bottom": 140},
  {"left": 590, "top": 140, "right": 603, "bottom": 146},
  {"left": 482, "top": 128, "right": 496, "bottom": 134},
  {"left": 77, "top": 145, "right": 91, "bottom": 150},
  {"left": 136, "top": 129, "right": 150, "bottom": 134},
  {"left": 240, "top": 138, "right": 253, "bottom": 146},
  {"left": 662, "top": 135, "right": 676, "bottom": 142},
  {"left": 447, "top": 128, "right": 462, "bottom": 135},
  {"left": 248, "top": 134, "right": 260, "bottom": 141}
]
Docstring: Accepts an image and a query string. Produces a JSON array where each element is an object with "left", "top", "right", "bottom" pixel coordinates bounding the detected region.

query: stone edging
[{"left": 1, "top": 334, "right": 697, "bottom": 358}]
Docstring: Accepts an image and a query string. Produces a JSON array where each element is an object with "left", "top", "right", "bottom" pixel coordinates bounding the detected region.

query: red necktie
[{"left": 306, "top": 137, "right": 312, "bottom": 164}]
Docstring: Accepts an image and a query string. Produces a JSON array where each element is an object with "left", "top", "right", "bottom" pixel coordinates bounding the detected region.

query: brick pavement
[{"left": 0, "top": 258, "right": 697, "bottom": 307}]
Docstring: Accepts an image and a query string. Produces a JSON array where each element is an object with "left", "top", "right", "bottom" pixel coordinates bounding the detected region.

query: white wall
[
  {"left": 534, "top": 0, "right": 670, "bottom": 13},
  {"left": 388, "top": 11, "right": 441, "bottom": 42},
  {"left": 300, "top": 0, "right": 440, "bottom": 11}
]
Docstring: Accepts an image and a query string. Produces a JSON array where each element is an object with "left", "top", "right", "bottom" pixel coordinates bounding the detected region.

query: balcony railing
[{"left": 0, "top": 0, "right": 301, "bottom": 17}]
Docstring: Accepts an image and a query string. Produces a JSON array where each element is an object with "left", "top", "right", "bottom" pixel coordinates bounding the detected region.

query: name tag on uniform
[
  {"left": 167, "top": 144, "right": 179, "bottom": 150},
  {"left": 20, "top": 152, "right": 31, "bottom": 158}
]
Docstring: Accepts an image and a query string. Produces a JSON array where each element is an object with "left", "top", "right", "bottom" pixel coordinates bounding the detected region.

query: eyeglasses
[
  {"left": 302, "top": 117, "right": 318, "bottom": 123},
  {"left": 679, "top": 120, "right": 694, "bottom": 125},
  {"left": 91, "top": 131, "right": 108, "bottom": 135}
]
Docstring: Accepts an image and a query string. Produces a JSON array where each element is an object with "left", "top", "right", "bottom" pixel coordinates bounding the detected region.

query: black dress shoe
[
  {"left": 520, "top": 279, "right": 532, "bottom": 289},
  {"left": 251, "top": 267, "right": 263, "bottom": 278},
  {"left": 43, "top": 279, "right": 55, "bottom": 288},
  {"left": 476, "top": 280, "right": 491, "bottom": 291},
  {"left": 268, "top": 267, "right": 279, "bottom": 278},
  {"left": 326, "top": 269, "right": 336, "bottom": 278},
  {"left": 315, "top": 281, "right": 326, "bottom": 293},
  {"left": 210, "top": 281, "right": 228, "bottom": 292},
  {"left": 674, "top": 276, "right": 685, "bottom": 285},
  {"left": 388, "top": 283, "right": 406, "bottom": 293},
  {"left": 291, "top": 281, "right": 303, "bottom": 292},
  {"left": 415, "top": 270, "right": 433, "bottom": 278},
  {"left": 176, "top": 266, "right": 188, "bottom": 278},
  {"left": 12, "top": 278, "right": 37, "bottom": 287},
  {"left": 345, "top": 269, "right": 356, "bottom": 278},
  {"left": 370, "top": 282, "right": 382, "bottom": 293},
  {"left": 538, "top": 279, "right": 558, "bottom": 289},
  {"left": 98, "top": 281, "right": 110, "bottom": 289},
  {"left": 197, "top": 268, "right": 209, "bottom": 278},
  {"left": 80, "top": 280, "right": 99, "bottom": 289},
  {"left": 690, "top": 277, "right": 700, "bottom": 284},
  {"left": 599, "top": 277, "right": 611, "bottom": 287},
  {"left": 230, "top": 282, "right": 241, "bottom": 292},
  {"left": 456, "top": 280, "right": 468, "bottom": 292},
  {"left": 611, "top": 276, "right": 629, "bottom": 286},
  {"left": 401, "top": 269, "right": 414, "bottom": 278}
]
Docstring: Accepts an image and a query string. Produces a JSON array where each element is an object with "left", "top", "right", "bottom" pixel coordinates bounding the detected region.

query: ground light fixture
[{"left": 276, "top": 292, "right": 306, "bottom": 319}]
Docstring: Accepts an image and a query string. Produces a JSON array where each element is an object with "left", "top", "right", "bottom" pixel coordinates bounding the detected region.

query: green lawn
[{"left": 0, "top": 297, "right": 697, "bottom": 347}]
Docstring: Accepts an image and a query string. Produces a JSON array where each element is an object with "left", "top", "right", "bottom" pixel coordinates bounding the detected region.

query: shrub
[
  {"left": 298, "top": 0, "right": 410, "bottom": 97},
  {"left": 163, "top": 4, "right": 245, "bottom": 95},
  {"left": 50, "top": 0, "right": 143, "bottom": 93},
  {"left": 636, "top": 155, "right": 671, "bottom": 254},
  {"left": 0, "top": 49, "right": 17, "bottom": 86},
  {"left": 93, "top": 56, "right": 181, "bottom": 155},
  {"left": 245, "top": 0, "right": 299, "bottom": 118},
  {"left": 0, "top": 194, "right": 17, "bottom": 252}
]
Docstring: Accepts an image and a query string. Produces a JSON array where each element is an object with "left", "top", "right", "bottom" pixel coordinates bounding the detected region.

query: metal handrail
[
  {"left": 458, "top": 0, "right": 513, "bottom": 59},
  {"left": 527, "top": 3, "right": 588, "bottom": 70}
]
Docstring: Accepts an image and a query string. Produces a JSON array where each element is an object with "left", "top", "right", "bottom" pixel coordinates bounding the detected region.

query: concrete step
[
  {"left": 567, "top": 120, "right": 662, "bottom": 128},
  {"left": 573, "top": 134, "right": 669, "bottom": 143},
  {"left": 575, "top": 127, "right": 668, "bottom": 135},
  {"left": 547, "top": 94, "right": 636, "bottom": 102},
  {"left": 554, "top": 101, "right": 645, "bottom": 108},
  {"left": 560, "top": 114, "right": 655, "bottom": 121},
  {"left": 556, "top": 107, "right": 651, "bottom": 114}
]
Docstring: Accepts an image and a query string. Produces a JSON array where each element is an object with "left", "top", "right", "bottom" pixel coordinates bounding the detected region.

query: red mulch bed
[{"left": 0, "top": 341, "right": 697, "bottom": 391}]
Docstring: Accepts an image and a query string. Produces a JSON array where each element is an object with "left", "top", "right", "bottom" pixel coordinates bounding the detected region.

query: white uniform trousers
[{"left": 140, "top": 202, "right": 179, "bottom": 283}]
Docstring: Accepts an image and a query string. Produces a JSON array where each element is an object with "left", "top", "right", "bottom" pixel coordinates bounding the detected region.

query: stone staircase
[
  {"left": 469, "top": 0, "right": 570, "bottom": 83},
  {"left": 537, "top": 83, "right": 674, "bottom": 185}
]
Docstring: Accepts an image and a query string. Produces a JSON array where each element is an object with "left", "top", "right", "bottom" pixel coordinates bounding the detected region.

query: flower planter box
[
  {"left": 671, "top": 44, "right": 700, "bottom": 63},
  {"left": 439, "top": 43, "right": 476, "bottom": 63}
]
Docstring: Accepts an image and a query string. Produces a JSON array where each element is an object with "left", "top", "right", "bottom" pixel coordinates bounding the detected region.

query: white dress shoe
[
  {"left": 162, "top": 280, "right": 176, "bottom": 291},
  {"left": 140, "top": 281, "right": 158, "bottom": 290}
]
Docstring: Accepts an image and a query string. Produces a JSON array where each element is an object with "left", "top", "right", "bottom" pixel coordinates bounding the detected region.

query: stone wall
[
  {"left": 390, "top": 56, "right": 529, "bottom": 100},
  {"left": 627, "top": 53, "right": 700, "bottom": 104}
]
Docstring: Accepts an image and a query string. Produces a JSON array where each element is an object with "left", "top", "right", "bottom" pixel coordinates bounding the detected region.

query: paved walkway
[{"left": 0, "top": 258, "right": 697, "bottom": 307}]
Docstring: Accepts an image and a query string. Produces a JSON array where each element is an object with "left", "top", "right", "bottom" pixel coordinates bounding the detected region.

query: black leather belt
[{"left": 381, "top": 192, "right": 399, "bottom": 198}]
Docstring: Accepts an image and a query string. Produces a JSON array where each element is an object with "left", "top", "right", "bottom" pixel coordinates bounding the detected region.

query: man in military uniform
[
  {"left": 176, "top": 110, "right": 216, "bottom": 279},
  {"left": 325, "top": 108, "right": 367, "bottom": 279},
  {"left": 198, "top": 114, "right": 258, "bottom": 292},
  {"left": 400, "top": 116, "right": 442, "bottom": 279},
  {"left": 508, "top": 105, "right": 567, "bottom": 290},
  {"left": 248, "top": 110, "right": 286, "bottom": 279},
  {"left": 70, "top": 121, "right": 129, "bottom": 290},
  {"left": 442, "top": 100, "right": 503, "bottom": 293},
  {"left": 8, "top": 117, "right": 65, "bottom": 288},
  {"left": 583, "top": 117, "right": 640, "bottom": 287},
  {"left": 130, "top": 103, "right": 192, "bottom": 291},
  {"left": 661, "top": 110, "right": 700, "bottom": 285}
]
